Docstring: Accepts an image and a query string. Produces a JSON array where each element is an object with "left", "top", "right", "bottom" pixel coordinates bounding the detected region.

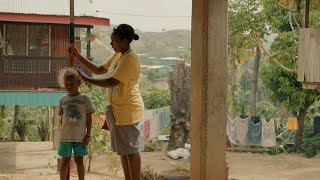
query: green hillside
[{"left": 88, "top": 26, "right": 191, "bottom": 65}]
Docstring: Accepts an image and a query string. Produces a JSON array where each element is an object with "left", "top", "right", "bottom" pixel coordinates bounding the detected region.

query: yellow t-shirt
[{"left": 103, "top": 49, "right": 144, "bottom": 125}]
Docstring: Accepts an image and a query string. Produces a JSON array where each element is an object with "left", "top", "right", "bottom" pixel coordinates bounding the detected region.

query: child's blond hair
[{"left": 58, "top": 67, "right": 82, "bottom": 88}]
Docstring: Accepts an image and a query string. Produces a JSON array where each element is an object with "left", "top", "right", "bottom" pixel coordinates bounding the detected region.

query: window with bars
[
  {"left": 5, "top": 24, "right": 49, "bottom": 57},
  {"left": 1, "top": 24, "right": 88, "bottom": 75},
  {"left": 2, "top": 24, "right": 51, "bottom": 73},
  {"left": 28, "top": 25, "right": 50, "bottom": 56}
]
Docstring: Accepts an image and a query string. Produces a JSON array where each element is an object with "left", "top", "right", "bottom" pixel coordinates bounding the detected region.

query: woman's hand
[
  {"left": 74, "top": 68, "right": 89, "bottom": 81},
  {"left": 68, "top": 44, "right": 81, "bottom": 59}
]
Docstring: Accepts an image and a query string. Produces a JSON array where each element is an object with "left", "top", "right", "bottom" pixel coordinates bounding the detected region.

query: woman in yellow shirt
[{"left": 68, "top": 24, "right": 144, "bottom": 180}]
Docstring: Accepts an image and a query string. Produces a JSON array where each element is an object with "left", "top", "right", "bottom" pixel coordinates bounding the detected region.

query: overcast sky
[{"left": 94, "top": 0, "right": 192, "bottom": 32}]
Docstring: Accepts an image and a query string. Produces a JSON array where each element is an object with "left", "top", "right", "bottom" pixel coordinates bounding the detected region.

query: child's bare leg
[
  {"left": 60, "top": 157, "right": 71, "bottom": 180},
  {"left": 74, "top": 156, "right": 85, "bottom": 180}
]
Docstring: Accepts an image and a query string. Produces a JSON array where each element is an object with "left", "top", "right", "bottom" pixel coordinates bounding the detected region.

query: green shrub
[
  {"left": 301, "top": 125, "right": 320, "bottom": 158},
  {"left": 37, "top": 120, "right": 50, "bottom": 141},
  {"left": 144, "top": 139, "right": 159, "bottom": 152},
  {"left": 142, "top": 87, "right": 171, "bottom": 109},
  {"left": 160, "top": 125, "right": 170, "bottom": 135},
  {"left": 141, "top": 165, "right": 158, "bottom": 180}
]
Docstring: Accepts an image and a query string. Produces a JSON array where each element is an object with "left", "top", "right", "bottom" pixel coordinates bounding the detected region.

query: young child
[{"left": 58, "top": 68, "right": 95, "bottom": 180}]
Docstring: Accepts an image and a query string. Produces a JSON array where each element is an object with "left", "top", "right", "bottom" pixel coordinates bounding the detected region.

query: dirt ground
[{"left": 0, "top": 142, "right": 320, "bottom": 180}]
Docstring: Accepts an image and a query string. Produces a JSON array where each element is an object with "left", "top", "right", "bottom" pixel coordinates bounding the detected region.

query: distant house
[
  {"left": 0, "top": 0, "right": 109, "bottom": 106},
  {"left": 160, "top": 57, "right": 184, "bottom": 67},
  {"left": 141, "top": 65, "right": 173, "bottom": 80}
]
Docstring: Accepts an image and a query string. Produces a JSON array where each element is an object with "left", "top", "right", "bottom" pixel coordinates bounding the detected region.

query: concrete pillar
[
  {"left": 191, "top": 0, "right": 228, "bottom": 179},
  {"left": 52, "top": 106, "right": 60, "bottom": 150}
]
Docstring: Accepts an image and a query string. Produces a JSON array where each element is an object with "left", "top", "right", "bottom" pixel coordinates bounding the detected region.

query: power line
[{"left": 96, "top": 10, "right": 191, "bottom": 18}]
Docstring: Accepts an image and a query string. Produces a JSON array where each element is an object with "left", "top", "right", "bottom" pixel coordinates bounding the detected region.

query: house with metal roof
[
  {"left": 140, "top": 65, "right": 173, "bottom": 80},
  {"left": 160, "top": 57, "right": 184, "bottom": 67},
  {"left": 0, "top": 0, "right": 109, "bottom": 106}
]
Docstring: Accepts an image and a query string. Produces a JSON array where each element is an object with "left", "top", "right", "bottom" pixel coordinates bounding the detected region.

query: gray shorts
[{"left": 109, "top": 122, "right": 140, "bottom": 155}]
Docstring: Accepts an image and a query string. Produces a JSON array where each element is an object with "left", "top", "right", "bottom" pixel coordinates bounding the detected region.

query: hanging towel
[
  {"left": 287, "top": 117, "right": 298, "bottom": 130},
  {"left": 247, "top": 117, "right": 262, "bottom": 146},
  {"left": 261, "top": 118, "right": 277, "bottom": 147},
  {"left": 144, "top": 120, "right": 151, "bottom": 138},
  {"left": 227, "top": 116, "right": 237, "bottom": 145},
  {"left": 235, "top": 117, "right": 249, "bottom": 146},
  {"left": 314, "top": 116, "right": 320, "bottom": 134}
]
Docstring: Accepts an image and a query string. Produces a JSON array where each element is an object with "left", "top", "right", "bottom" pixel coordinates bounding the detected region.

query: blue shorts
[{"left": 58, "top": 142, "right": 88, "bottom": 157}]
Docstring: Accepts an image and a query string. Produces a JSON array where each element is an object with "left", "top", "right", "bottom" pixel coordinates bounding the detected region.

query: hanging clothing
[
  {"left": 235, "top": 117, "right": 249, "bottom": 146},
  {"left": 247, "top": 117, "right": 262, "bottom": 146},
  {"left": 137, "top": 122, "right": 145, "bottom": 152},
  {"left": 287, "top": 117, "right": 298, "bottom": 130},
  {"left": 314, "top": 116, "right": 320, "bottom": 134},
  {"left": 261, "top": 118, "right": 277, "bottom": 147},
  {"left": 144, "top": 120, "right": 151, "bottom": 138},
  {"left": 240, "top": 114, "right": 249, "bottom": 119},
  {"left": 226, "top": 116, "right": 237, "bottom": 145},
  {"left": 251, "top": 116, "right": 260, "bottom": 124}
]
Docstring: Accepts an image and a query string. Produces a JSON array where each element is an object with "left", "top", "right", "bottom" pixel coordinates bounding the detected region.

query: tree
[
  {"left": 167, "top": 62, "right": 191, "bottom": 150},
  {"left": 260, "top": 0, "right": 320, "bottom": 152},
  {"left": 16, "top": 109, "right": 35, "bottom": 142},
  {"left": 37, "top": 119, "right": 49, "bottom": 141},
  {"left": 228, "top": 0, "right": 268, "bottom": 117},
  {"left": 0, "top": 105, "right": 6, "bottom": 136},
  {"left": 33, "top": 106, "right": 51, "bottom": 141},
  {"left": 11, "top": 105, "right": 19, "bottom": 141},
  {"left": 261, "top": 31, "right": 320, "bottom": 153},
  {"left": 142, "top": 87, "right": 171, "bottom": 110}
]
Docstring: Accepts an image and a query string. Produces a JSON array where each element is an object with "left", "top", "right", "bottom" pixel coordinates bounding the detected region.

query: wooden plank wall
[
  {"left": 298, "top": 28, "right": 320, "bottom": 89},
  {"left": 51, "top": 25, "right": 69, "bottom": 57},
  {"left": 314, "top": 28, "right": 320, "bottom": 82},
  {"left": 0, "top": 56, "right": 68, "bottom": 89},
  {"left": 0, "top": 24, "right": 3, "bottom": 36},
  {"left": 0, "top": 56, "right": 91, "bottom": 90},
  {"left": 51, "top": 25, "right": 81, "bottom": 57},
  {"left": 298, "top": 29, "right": 306, "bottom": 82},
  {"left": 0, "top": 23, "right": 3, "bottom": 55}
]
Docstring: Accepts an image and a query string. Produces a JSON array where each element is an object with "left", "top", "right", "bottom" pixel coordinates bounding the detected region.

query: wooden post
[
  {"left": 52, "top": 106, "right": 60, "bottom": 150},
  {"left": 86, "top": 27, "right": 91, "bottom": 59},
  {"left": 69, "top": 0, "right": 75, "bottom": 67},
  {"left": 305, "top": 0, "right": 310, "bottom": 28},
  {"left": 66, "top": 2, "right": 75, "bottom": 178},
  {"left": 191, "top": 0, "right": 228, "bottom": 179},
  {"left": 48, "top": 106, "right": 51, "bottom": 141}
]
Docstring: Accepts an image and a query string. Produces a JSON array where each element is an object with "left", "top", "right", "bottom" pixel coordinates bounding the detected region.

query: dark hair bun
[{"left": 134, "top": 34, "right": 139, "bottom": 40}]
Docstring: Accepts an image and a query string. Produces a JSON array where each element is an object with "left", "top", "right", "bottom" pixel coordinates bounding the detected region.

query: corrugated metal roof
[{"left": 0, "top": 0, "right": 103, "bottom": 18}]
